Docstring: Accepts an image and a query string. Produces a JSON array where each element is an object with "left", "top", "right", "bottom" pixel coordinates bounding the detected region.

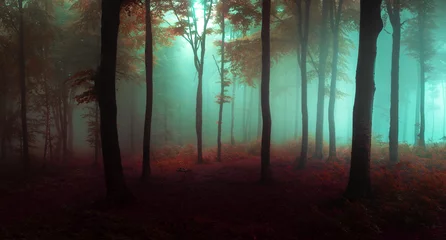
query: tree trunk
[
  {"left": 442, "top": 79, "right": 445, "bottom": 137},
  {"left": 242, "top": 86, "right": 247, "bottom": 142},
  {"left": 260, "top": 0, "right": 272, "bottom": 183},
  {"left": 314, "top": 0, "right": 329, "bottom": 159},
  {"left": 387, "top": 0, "right": 401, "bottom": 163},
  {"left": 142, "top": 0, "right": 154, "bottom": 181},
  {"left": 216, "top": 6, "right": 226, "bottom": 162},
  {"left": 418, "top": 12, "right": 426, "bottom": 148},
  {"left": 130, "top": 84, "right": 135, "bottom": 154},
  {"left": 96, "top": 0, "right": 133, "bottom": 202},
  {"left": 414, "top": 68, "right": 420, "bottom": 144},
  {"left": 296, "top": 0, "right": 311, "bottom": 169},
  {"left": 18, "top": 0, "right": 30, "bottom": 168},
  {"left": 345, "top": 0, "right": 383, "bottom": 200},
  {"left": 328, "top": 0, "right": 344, "bottom": 160},
  {"left": 230, "top": 79, "right": 236, "bottom": 145},
  {"left": 257, "top": 87, "right": 262, "bottom": 139},
  {"left": 94, "top": 102, "right": 100, "bottom": 164}
]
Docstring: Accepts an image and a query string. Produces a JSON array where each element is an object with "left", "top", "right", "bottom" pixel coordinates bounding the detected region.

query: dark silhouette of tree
[
  {"left": 313, "top": 0, "right": 329, "bottom": 159},
  {"left": 96, "top": 0, "right": 133, "bottom": 203},
  {"left": 141, "top": 0, "right": 154, "bottom": 181},
  {"left": 296, "top": 0, "right": 311, "bottom": 169},
  {"left": 18, "top": 0, "right": 30, "bottom": 169},
  {"left": 345, "top": 0, "right": 383, "bottom": 200},
  {"left": 385, "top": 0, "right": 402, "bottom": 163},
  {"left": 260, "top": 0, "right": 272, "bottom": 183}
]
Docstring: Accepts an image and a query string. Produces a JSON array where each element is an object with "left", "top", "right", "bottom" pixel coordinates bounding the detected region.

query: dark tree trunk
[
  {"left": 418, "top": 13, "right": 426, "bottom": 148},
  {"left": 296, "top": 0, "right": 311, "bottom": 169},
  {"left": 18, "top": 0, "right": 30, "bottom": 168},
  {"left": 328, "top": 0, "right": 344, "bottom": 160},
  {"left": 94, "top": 102, "right": 100, "bottom": 164},
  {"left": 230, "top": 79, "right": 236, "bottom": 145},
  {"left": 414, "top": 70, "right": 420, "bottom": 144},
  {"left": 216, "top": 6, "right": 226, "bottom": 162},
  {"left": 194, "top": 1, "right": 212, "bottom": 164},
  {"left": 242, "top": 86, "right": 247, "bottom": 142},
  {"left": 130, "top": 85, "right": 135, "bottom": 153},
  {"left": 260, "top": 0, "right": 272, "bottom": 183},
  {"left": 142, "top": 0, "right": 154, "bottom": 181},
  {"left": 345, "top": 0, "right": 383, "bottom": 200},
  {"left": 386, "top": 0, "right": 401, "bottom": 163},
  {"left": 314, "top": 0, "right": 329, "bottom": 159},
  {"left": 442, "top": 79, "right": 445, "bottom": 137},
  {"left": 257, "top": 87, "right": 262, "bottom": 139},
  {"left": 96, "top": 0, "right": 132, "bottom": 202}
]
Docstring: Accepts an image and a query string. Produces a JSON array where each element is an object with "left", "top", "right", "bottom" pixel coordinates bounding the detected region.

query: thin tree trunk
[
  {"left": 216, "top": 6, "right": 226, "bottom": 162},
  {"left": 418, "top": 12, "right": 426, "bottom": 148},
  {"left": 230, "top": 79, "right": 236, "bottom": 145},
  {"left": 142, "top": 0, "right": 154, "bottom": 181},
  {"left": 130, "top": 84, "right": 135, "bottom": 153},
  {"left": 345, "top": 0, "right": 383, "bottom": 200},
  {"left": 387, "top": 0, "right": 401, "bottom": 163},
  {"left": 260, "top": 0, "right": 272, "bottom": 183},
  {"left": 242, "top": 86, "right": 247, "bottom": 142},
  {"left": 257, "top": 87, "right": 261, "bottom": 139},
  {"left": 314, "top": 0, "right": 330, "bottom": 159},
  {"left": 96, "top": 0, "right": 133, "bottom": 202},
  {"left": 18, "top": 0, "right": 30, "bottom": 168},
  {"left": 414, "top": 68, "right": 420, "bottom": 144},
  {"left": 328, "top": 0, "right": 344, "bottom": 160},
  {"left": 296, "top": 0, "right": 311, "bottom": 169},
  {"left": 442, "top": 79, "right": 445, "bottom": 137}
]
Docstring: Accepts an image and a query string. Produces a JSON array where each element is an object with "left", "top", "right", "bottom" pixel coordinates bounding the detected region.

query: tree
[
  {"left": 260, "top": 0, "right": 272, "bottom": 182},
  {"left": 385, "top": 0, "right": 402, "bottom": 163},
  {"left": 313, "top": 0, "right": 329, "bottom": 159},
  {"left": 403, "top": 0, "right": 436, "bottom": 148},
  {"left": 345, "top": 0, "right": 383, "bottom": 199},
  {"left": 296, "top": 0, "right": 311, "bottom": 169},
  {"left": 142, "top": 0, "right": 154, "bottom": 180},
  {"left": 214, "top": 0, "right": 231, "bottom": 162},
  {"left": 18, "top": 0, "right": 30, "bottom": 168},
  {"left": 96, "top": 0, "right": 133, "bottom": 203},
  {"left": 157, "top": 0, "right": 215, "bottom": 164}
]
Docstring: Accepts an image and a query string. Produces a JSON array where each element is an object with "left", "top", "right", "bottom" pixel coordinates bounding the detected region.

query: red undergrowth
[{"left": 1, "top": 141, "right": 446, "bottom": 239}]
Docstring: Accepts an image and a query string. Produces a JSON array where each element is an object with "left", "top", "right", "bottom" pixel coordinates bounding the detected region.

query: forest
[{"left": 1, "top": 0, "right": 446, "bottom": 239}]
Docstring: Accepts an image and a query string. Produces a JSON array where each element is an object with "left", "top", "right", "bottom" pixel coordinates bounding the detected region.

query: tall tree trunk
[
  {"left": 242, "top": 86, "right": 247, "bottom": 142},
  {"left": 328, "top": 0, "right": 344, "bottom": 160},
  {"left": 260, "top": 0, "right": 272, "bottom": 183},
  {"left": 94, "top": 102, "right": 100, "bottom": 164},
  {"left": 403, "top": 99, "right": 408, "bottom": 142},
  {"left": 96, "top": 0, "right": 132, "bottom": 202},
  {"left": 414, "top": 69, "right": 420, "bottom": 144},
  {"left": 142, "top": 0, "right": 154, "bottom": 181},
  {"left": 345, "top": 0, "right": 383, "bottom": 200},
  {"left": 386, "top": 0, "right": 401, "bottom": 163},
  {"left": 216, "top": 6, "right": 226, "bottom": 162},
  {"left": 418, "top": 12, "right": 426, "bottom": 148},
  {"left": 296, "top": 0, "right": 311, "bottom": 169},
  {"left": 130, "top": 84, "right": 135, "bottom": 153},
  {"left": 194, "top": 1, "right": 213, "bottom": 164},
  {"left": 18, "top": 0, "right": 30, "bottom": 168},
  {"left": 230, "top": 79, "right": 236, "bottom": 145},
  {"left": 257, "top": 87, "right": 262, "bottom": 139},
  {"left": 314, "top": 0, "right": 329, "bottom": 159},
  {"left": 442, "top": 79, "right": 445, "bottom": 137}
]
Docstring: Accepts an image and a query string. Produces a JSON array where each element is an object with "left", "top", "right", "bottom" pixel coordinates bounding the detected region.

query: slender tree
[
  {"left": 385, "top": 0, "right": 402, "bottom": 163},
  {"left": 142, "top": 0, "right": 154, "bottom": 181},
  {"left": 296, "top": 0, "right": 311, "bottom": 169},
  {"left": 314, "top": 0, "right": 329, "bottom": 159},
  {"left": 96, "top": 0, "right": 133, "bottom": 202},
  {"left": 327, "top": 0, "right": 344, "bottom": 160},
  {"left": 260, "top": 0, "right": 272, "bottom": 182},
  {"left": 345, "top": 0, "right": 383, "bottom": 199},
  {"left": 18, "top": 0, "right": 30, "bottom": 168}
]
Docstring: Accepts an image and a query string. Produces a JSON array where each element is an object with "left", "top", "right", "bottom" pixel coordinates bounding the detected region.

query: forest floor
[{"left": 1, "top": 142, "right": 446, "bottom": 239}]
